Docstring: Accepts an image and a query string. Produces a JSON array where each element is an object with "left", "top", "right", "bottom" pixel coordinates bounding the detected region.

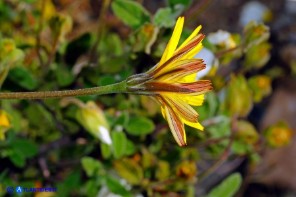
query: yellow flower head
[
  {"left": 265, "top": 122, "right": 293, "bottom": 148},
  {"left": 0, "top": 110, "right": 10, "bottom": 128},
  {"left": 0, "top": 110, "right": 10, "bottom": 140},
  {"left": 127, "top": 17, "right": 212, "bottom": 146}
]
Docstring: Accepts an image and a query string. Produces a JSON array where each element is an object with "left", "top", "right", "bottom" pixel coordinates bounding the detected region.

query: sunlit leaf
[
  {"left": 207, "top": 173, "right": 242, "bottom": 197},
  {"left": 81, "top": 156, "right": 103, "bottom": 177},
  {"left": 112, "top": 131, "right": 127, "bottom": 158},
  {"left": 125, "top": 117, "right": 155, "bottom": 136},
  {"left": 113, "top": 158, "right": 143, "bottom": 185},
  {"left": 111, "top": 0, "right": 150, "bottom": 29},
  {"left": 105, "top": 176, "right": 131, "bottom": 196}
]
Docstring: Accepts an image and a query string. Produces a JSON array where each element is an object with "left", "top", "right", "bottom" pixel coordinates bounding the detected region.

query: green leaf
[
  {"left": 168, "top": 0, "right": 192, "bottom": 7},
  {"left": 100, "top": 142, "right": 112, "bottom": 159},
  {"left": 154, "top": 7, "right": 180, "bottom": 28},
  {"left": 156, "top": 160, "right": 170, "bottom": 181},
  {"left": 57, "top": 171, "right": 81, "bottom": 197},
  {"left": 231, "top": 141, "right": 251, "bottom": 155},
  {"left": 97, "top": 75, "right": 116, "bottom": 86},
  {"left": 112, "top": 111, "right": 129, "bottom": 127},
  {"left": 153, "top": 4, "right": 184, "bottom": 28},
  {"left": 10, "top": 139, "right": 38, "bottom": 158},
  {"left": 8, "top": 67, "right": 38, "bottom": 90},
  {"left": 125, "top": 139, "right": 136, "bottom": 156},
  {"left": 114, "top": 158, "right": 143, "bottom": 185},
  {"left": 112, "top": 131, "right": 127, "bottom": 158},
  {"left": 111, "top": 0, "right": 150, "bottom": 29},
  {"left": 99, "top": 56, "right": 126, "bottom": 74},
  {"left": 207, "top": 173, "right": 242, "bottom": 197},
  {"left": 83, "top": 180, "right": 98, "bottom": 197},
  {"left": 9, "top": 151, "right": 25, "bottom": 168},
  {"left": 105, "top": 176, "right": 131, "bottom": 196},
  {"left": 25, "top": 104, "right": 55, "bottom": 129},
  {"left": 196, "top": 92, "right": 219, "bottom": 121},
  {"left": 99, "top": 33, "right": 123, "bottom": 56},
  {"left": 56, "top": 65, "right": 75, "bottom": 87},
  {"left": 125, "top": 117, "right": 155, "bottom": 136},
  {"left": 81, "top": 156, "right": 103, "bottom": 177}
]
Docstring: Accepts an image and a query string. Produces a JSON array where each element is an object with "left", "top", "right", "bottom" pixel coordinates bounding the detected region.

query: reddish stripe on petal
[
  {"left": 180, "top": 80, "right": 213, "bottom": 93},
  {"left": 155, "top": 59, "right": 205, "bottom": 80},
  {"left": 143, "top": 82, "right": 195, "bottom": 93},
  {"left": 151, "top": 34, "right": 205, "bottom": 76},
  {"left": 163, "top": 96, "right": 199, "bottom": 122},
  {"left": 163, "top": 105, "right": 186, "bottom": 146}
]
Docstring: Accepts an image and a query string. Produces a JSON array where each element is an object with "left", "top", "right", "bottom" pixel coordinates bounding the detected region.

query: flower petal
[
  {"left": 178, "top": 73, "right": 197, "bottom": 83},
  {"left": 177, "top": 25, "right": 202, "bottom": 50},
  {"left": 164, "top": 105, "right": 186, "bottom": 146},
  {"left": 181, "top": 41, "right": 203, "bottom": 60},
  {"left": 162, "top": 95, "right": 198, "bottom": 122},
  {"left": 180, "top": 80, "right": 213, "bottom": 95},
  {"left": 152, "top": 34, "right": 205, "bottom": 76},
  {"left": 183, "top": 118, "right": 204, "bottom": 130},
  {"left": 142, "top": 82, "right": 194, "bottom": 93},
  {"left": 155, "top": 59, "right": 205, "bottom": 81},
  {"left": 180, "top": 94, "right": 205, "bottom": 106},
  {"left": 158, "top": 17, "right": 184, "bottom": 66}
]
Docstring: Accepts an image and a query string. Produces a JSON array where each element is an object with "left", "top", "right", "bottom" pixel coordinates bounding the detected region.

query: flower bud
[
  {"left": 176, "top": 160, "right": 197, "bottom": 181},
  {"left": 224, "top": 75, "right": 252, "bottom": 117},
  {"left": 235, "top": 120, "right": 259, "bottom": 145},
  {"left": 76, "top": 101, "right": 112, "bottom": 145},
  {"left": 264, "top": 122, "right": 293, "bottom": 148},
  {"left": 248, "top": 75, "right": 271, "bottom": 102}
]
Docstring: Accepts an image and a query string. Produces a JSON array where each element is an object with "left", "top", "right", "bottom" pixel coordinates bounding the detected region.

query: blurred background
[{"left": 0, "top": 0, "right": 295, "bottom": 196}]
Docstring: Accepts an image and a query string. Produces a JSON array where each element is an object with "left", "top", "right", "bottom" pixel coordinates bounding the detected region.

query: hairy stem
[{"left": 0, "top": 80, "right": 127, "bottom": 100}]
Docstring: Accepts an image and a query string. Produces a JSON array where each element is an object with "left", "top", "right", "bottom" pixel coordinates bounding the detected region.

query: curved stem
[{"left": 0, "top": 80, "right": 127, "bottom": 100}]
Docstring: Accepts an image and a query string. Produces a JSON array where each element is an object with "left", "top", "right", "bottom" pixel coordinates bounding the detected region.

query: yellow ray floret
[{"left": 159, "top": 17, "right": 184, "bottom": 66}]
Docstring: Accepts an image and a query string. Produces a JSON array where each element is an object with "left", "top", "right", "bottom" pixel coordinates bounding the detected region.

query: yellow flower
[
  {"left": 0, "top": 110, "right": 10, "bottom": 128},
  {"left": 0, "top": 110, "right": 10, "bottom": 140},
  {"left": 264, "top": 122, "right": 293, "bottom": 148},
  {"left": 176, "top": 160, "right": 197, "bottom": 181},
  {"left": 127, "top": 17, "right": 212, "bottom": 146}
]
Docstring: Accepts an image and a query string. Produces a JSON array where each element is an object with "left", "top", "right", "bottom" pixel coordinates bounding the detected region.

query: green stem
[{"left": 0, "top": 80, "right": 127, "bottom": 100}]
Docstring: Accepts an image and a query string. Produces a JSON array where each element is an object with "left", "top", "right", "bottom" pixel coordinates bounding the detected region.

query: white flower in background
[
  {"left": 286, "top": 0, "right": 296, "bottom": 14},
  {"left": 194, "top": 48, "right": 218, "bottom": 79},
  {"left": 239, "top": 1, "right": 271, "bottom": 26},
  {"left": 97, "top": 179, "right": 143, "bottom": 197},
  {"left": 96, "top": 125, "right": 112, "bottom": 145},
  {"left": 208, "top": 30, "right": 236, "bottom": 49},
  {"left": 97, "top": 186, "right": 121, "bottom": 197}
]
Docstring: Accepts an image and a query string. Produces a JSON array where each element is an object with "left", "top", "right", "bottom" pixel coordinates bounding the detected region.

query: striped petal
[
  {"left": 162, "top": 96, "right": 198, "bottom": 122},
  {"left": 158, "top": 17, "right": 184, "bottom": 66},
  {"left": 180, "top": 80, "right": 212, "bottom": 95},
  {"left": 155, "top": 59, "right": 205, "bottom": 81},
  {"left": 151, "top": 34, "right": 205, "bottom": 76},
  {"left": 180, "top": 39, "right": 203, "bottom": 60},
  {"left": 177, "top": 25, "right": 202, "bottom": 50},
  {"left": 164, "top": 105, "right": 186, "bottom": 146}
]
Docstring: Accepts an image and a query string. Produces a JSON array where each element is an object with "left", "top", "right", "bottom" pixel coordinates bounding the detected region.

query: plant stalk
[{"left": 0, "top": 80, "right": 127, "bottom": 100}]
